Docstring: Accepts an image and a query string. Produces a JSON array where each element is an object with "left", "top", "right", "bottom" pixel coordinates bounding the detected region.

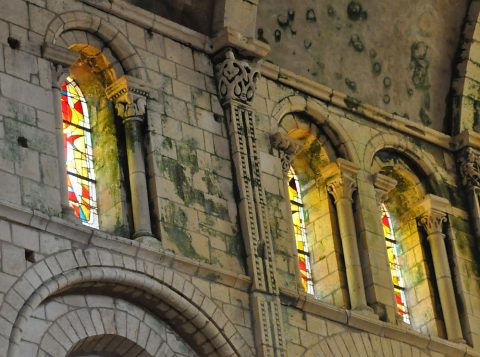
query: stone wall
[{"left": 0, "top": 0, "right": 480, "bottom": 356}]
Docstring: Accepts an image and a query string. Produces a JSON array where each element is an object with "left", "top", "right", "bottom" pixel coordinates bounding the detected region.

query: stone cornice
[
  {"left": 279, "top": 288, "right": 478, "bottom": 357},
  {"left": 261, "top": 61, "right": 452, "bottom": 151},
  {"left": 0, "top": 200, "right": 251, "bottom": 291}
]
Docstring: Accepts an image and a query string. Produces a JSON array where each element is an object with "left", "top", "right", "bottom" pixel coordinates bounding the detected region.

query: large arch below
[{"left": 1, "top": 248, "right": 253, "bottom": 357}]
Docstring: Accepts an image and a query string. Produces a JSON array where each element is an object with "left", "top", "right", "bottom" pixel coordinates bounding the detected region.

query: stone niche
[{"left": 127, "top": 0, "right": 215, "bottom": 35}]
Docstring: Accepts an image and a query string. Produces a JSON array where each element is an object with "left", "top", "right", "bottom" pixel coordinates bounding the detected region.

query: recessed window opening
[{"left": 288, "top": 166, "right": 314, "bottom": 294}]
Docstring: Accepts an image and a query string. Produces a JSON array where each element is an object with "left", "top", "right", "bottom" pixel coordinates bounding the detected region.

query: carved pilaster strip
[{"left": 215, "top": 50, "right": 285, "bottom": 357}]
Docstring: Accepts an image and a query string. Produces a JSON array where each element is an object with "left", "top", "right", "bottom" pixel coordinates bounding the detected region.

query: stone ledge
[
  {"left": 280, "top": 288, "right": 479, "bottom": 357},
  {"left": 261, "top": 61, "right": 453, "bottom": 151},
  {"left": 80, "top": 0, "right": 213, "bottom": 53},
  {"left": 0, "top": 200, "right": 251, "bottom": 291}
]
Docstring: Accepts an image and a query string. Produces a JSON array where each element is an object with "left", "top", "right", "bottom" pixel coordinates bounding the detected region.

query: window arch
[
  {"left": 373, "top": 150, "right": 445, "bottom": 337},
  {"left": 274, "top": 112, "right": 348, "bottom": 307},
  {"left": 381, "top": 204, "right": 410, "bottom": 324},
  {"left": 61, "top": 76, "right": 98, "bottom": 228},
  {"left": 57, "top": 43, "right": 133, "bottom": 237},
  {"left": 288, "top": 166, "right": 313, "bottom": 294}
]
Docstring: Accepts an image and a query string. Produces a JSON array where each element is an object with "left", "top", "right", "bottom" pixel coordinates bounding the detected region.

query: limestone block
[
  {"left": 0, "top": 0, "right": 28, "bottom": 27},
  {"left": 165, "top": 38, "right": 194, "bottom": 69},
  {"left": 177, "top": 65, "right": 205, "bottom": 90},
  {"left": 192, "top": 88, "right": 211, "bottom": 111},
  {"left": 22, "top": 178, "right": 61, "bottom": 215},
  {"left": 159, "top": 57, "right": 176, "bottom": 78},
  {"left": 15, "top": 147, "right": 40, "bottom": 181},
  {"left": 0, "top": 73, "right": 52, "bottom": 113},
  {"left": 0, "top": 171, "right": 21, "bottom": 205},
  {"left": 172, "top": 79, "right": 191, "bottom": 102}
]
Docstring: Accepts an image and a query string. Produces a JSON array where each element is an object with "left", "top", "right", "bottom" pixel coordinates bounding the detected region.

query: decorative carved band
[
  {"left": 458, "top": 147, "right": 480, "bottom": 190},
  {"left": 215, "top": 49, "right": 260, "bottom": 104},
  {"left": 418, "top": 211, "right": 447, "bottom": 236}
]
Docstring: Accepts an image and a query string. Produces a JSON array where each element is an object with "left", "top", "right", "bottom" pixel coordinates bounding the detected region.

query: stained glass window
[
  {"left": 382, "top": 204, "right": 410, "bottom": 323},
  {"left": 61, "top": 76, "right": 99, "bottom": 228},
  {"left": 288, "top": 167, "right": 314, "bottom": 294}
]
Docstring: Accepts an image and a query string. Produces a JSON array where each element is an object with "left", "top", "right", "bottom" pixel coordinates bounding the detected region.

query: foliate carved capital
[
  {"left": 106, "top": 76, "right": 147, "bottom": 120},
  {"left": 321, "top": 159, "right": 359, "bottom": 202},
  {"left": 270, "top": 132, "right": 303, "bottom": 175},
  {"left": 458, "top": 147, "right": 480, "bottom": 190},
  {"left": 373, "top": 173, "right": 397, "bottom": 205},
  {"left": 215, "top": 49, "right": 260, "bottom": 105},
  {"left": 419, "top": 211, "right": 447, "bottom": 236},
  {"left": 326, "top": 175, "right": 357, "bottom": 202}
]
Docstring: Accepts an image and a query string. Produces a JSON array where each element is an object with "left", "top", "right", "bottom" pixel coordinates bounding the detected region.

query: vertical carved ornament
[
  {"left": 215, "top": 50, "right": 285, "bottom": 357},
  {"left": 458, "top": 147, "right": 480, "bottom": 190},
  {"left": 270, "top": 132, "right": 303, "bottom": 176}
]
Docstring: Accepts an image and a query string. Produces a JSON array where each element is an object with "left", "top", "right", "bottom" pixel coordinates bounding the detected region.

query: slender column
[
  {"left": 106, "top": 77, "right": 154, "bottom": 242},
  {"left": 322, "top": 159, "right": 369, "bottom": 311},
  {"left": 458, "top": 147, "right": 480, "bottom": 239},
  {"left": 417, "top": 195, "right": 464, "bottom": 342},
  {"left": 215, "top": 49, "right": 285, "bottom": 357}
]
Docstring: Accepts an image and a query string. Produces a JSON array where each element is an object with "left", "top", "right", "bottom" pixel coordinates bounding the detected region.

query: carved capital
[
  {"left": 458, "top": 147, "right": 480, "bottom": 190},
  {"left": 419, "top": 211, "right": 447, "bottom": 236},
  {"left": 270, "top": 132, "right": 303, "bottom": 175},
  {"left": 106, "top": 76, "right": 147, "bottom": 120},
  {"left": 215, "top": 49, "right": 260, "bottom": 105},
  {"left": 373, "top": 173, "right": 397, "bottom": 205},
  {"left": 321, "top": 159, "right": 359, "bottom": 202}
]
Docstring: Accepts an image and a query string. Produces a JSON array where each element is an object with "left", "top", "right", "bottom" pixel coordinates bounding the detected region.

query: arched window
[
  {"left": 381, "top": 204, "right": 410, "bottom": 324},
  {"left": 288, "top": 166, "right": 314, "bottom": 294},
  {"left": 61, "top": 76, "right": 99, "bottom": 228}
]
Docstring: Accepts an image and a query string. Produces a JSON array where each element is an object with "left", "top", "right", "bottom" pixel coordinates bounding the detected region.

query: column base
[
  {"left": 450, "top": 338, "right": 466, "bottom": 344},
  {"left": 135, "top": 235, "right": 161, "bottom": 250},
  {"left": 352, "top": 305, "right": 378, "bottom": 319}
]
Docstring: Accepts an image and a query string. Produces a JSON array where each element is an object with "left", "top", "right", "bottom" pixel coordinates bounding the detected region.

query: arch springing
[
  {"left": 381, "top": 204, "right": 410, "bottom": 324},
  {"left": 288, "top": 167, "right": 314, "bottom": 294},
  {"left": 61, "top": 76, "right": 99, "bottom": 228}
]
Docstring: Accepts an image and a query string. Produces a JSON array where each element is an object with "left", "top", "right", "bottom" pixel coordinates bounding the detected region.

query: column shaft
[
  {"left": 335, "top": 197, "right": 368, "bottom": 310},
  {"left": 124, "top": 117, "right": 152, "bottom": 238},
  {"left": 427, "top": 232, "right": 463, "bottom": 341}
]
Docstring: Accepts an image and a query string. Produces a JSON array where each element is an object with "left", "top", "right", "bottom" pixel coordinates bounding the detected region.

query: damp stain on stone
[
  {"left": 419, "top": 107, "right": 432, "bottom": 126},
  {"left": 257, "top": 28, "right": 268, "bottom": 44},
  {"left": 274, "top": 29, "right": 282, "bottom": 42},
  {"left": 407, "top": 88, "right": 414, "bottom": 96},
  {"left": 347, "top": 1, "right": 367, "bottom": 21},
  {"left": 306, "top": 8, "right": 316, "bottom": 22},
  {"left": 383, "top": 94, "right": 390, "bottom": 104},
  {"left": 349, "top": 34, "right": 364, "bottom": 52},
  {"left": 345, "top": 96, "right": 361, "bottom": 110},
  {"left": 304, "top": 40, "right": 312, "bottom": 49},
  {"left": 327, "top": 5, "right": 336, "bottom": 17},
  {"left": 345, "top": 78, "right": 357, "bottom": 92},
  {"left": 383, "top": 77, "right": 392, "bottom": 89},
  {"left": 410, "top": 41, "right": 430, "bottom": 90},
  {"left": 372, "top": 62, "right": 382, "bottom": 75}
]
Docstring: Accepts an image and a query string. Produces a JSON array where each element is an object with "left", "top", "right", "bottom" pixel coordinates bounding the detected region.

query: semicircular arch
[
  {"left": 3, "top": 248, "right": 253, "bottom": 357},
  {"left": 44, "top": 11, "right": 146, "bottom": 79},
  {"left": 270, "top": 95, "right": 358, "bottom": 164}
]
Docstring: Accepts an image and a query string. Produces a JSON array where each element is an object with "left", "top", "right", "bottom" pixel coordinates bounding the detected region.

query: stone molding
[
  {"left": 458, "top": 146, "right": 480, "bottom": 190},
  {"left": 280, "top": 288, "right": 478, "bottom": 357},
  {"left": 321, "top": 158, "right": 360, "bottom": 202},
  {"left": 262, "top": 61, "right": 452, "bottom": 150},
  {"left": 373, "top": 173, "right": 398, "bottom": 204},
  {"left": 215, "top": 50, "right": 260, "bottom": 105}
]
